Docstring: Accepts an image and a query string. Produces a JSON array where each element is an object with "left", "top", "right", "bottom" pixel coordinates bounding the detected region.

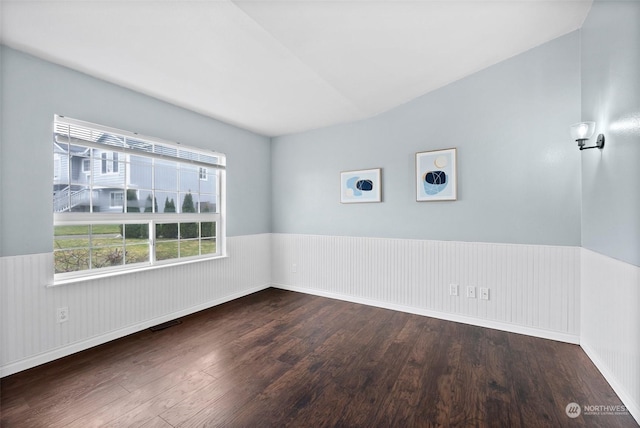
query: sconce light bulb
[
  {"left": 570, "top": 121, "right": 596, "bottom": 142},
  {"left": 577, "top": 124, "right": 589, "bottom": 139}
]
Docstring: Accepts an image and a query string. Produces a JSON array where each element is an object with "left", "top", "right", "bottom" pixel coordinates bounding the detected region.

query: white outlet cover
[
  {"left": 449, "top": 284, "right": 458, "bottom": 296},
  {"left": 480, "top": 288, "right": 490, "bottom": 300},
  {"left": 467, "top": 286, "right": 476, "bottom": 298},
  {"left": 57, "top": 307, "right": 69, "bottom": 323}
]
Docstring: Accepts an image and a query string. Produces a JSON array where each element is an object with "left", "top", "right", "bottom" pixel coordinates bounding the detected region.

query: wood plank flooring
[{"left": 1, "top": 288, "right": 636, "bottom": 427}]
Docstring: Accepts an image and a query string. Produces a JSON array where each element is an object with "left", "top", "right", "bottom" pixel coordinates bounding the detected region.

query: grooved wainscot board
[
  {"left": 1, "top": 289, "right": 636, "bottom": 427},
  {"left": 271, "top": 233, "right": 580, "bottom": 342},
  {"left": 0, "top": 233, "right": 271, "bottom": 376}
]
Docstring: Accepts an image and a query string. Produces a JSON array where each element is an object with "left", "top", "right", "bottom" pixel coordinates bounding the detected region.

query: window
[
  {"left": 53, "top": 115, "right": 226, "bottom": 283},
  {"left": 110, "top": 191, "right": 124, "bottom": 208},
  {"left": 101, "top": 152, "right": 119, "bottom": 174}
]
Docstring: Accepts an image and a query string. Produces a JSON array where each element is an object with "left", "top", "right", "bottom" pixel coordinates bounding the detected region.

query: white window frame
[{"left": 53, "top": 115, "right": 226, "bottom": 285}]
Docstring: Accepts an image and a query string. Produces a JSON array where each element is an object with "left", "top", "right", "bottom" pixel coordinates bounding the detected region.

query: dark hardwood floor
[{"left": 1, "top": 288, "right": 636, "bottom": 427}]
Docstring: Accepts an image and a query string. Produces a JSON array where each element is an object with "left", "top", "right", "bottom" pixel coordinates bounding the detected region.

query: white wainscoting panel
[
  {"left": 581, "top": 248, "right": 640, "bottom": 423},
  {"left": 0, "top": 233, "right": 271, "bottom": 377},
  {"left": 272, "top": 234, "right": 580, "bottom": 343}
]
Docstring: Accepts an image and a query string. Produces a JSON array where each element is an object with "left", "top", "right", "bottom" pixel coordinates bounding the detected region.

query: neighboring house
[
  {"left": 53, "top": 131, "right": 215, "bottom": 214},
  {"left": 53, "top": 133, "right": 126, "bottom": 213}
]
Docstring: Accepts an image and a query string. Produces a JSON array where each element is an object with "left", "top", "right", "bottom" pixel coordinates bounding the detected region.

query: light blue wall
[
  {"left": 580, "top": 0, "right": 640, "bottom": 267},
  {"left": 0, "top": 46, "right": 272, "bottom": 257},
  {"left": 272, "top": 32, "right": 582, "bottom": 246}
]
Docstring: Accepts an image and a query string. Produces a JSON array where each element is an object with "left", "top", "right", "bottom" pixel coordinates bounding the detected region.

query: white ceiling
[{"left": 0, "top": 0, "right": 592, "bottom": 137}]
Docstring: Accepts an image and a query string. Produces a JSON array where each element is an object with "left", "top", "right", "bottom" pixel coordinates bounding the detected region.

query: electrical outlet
[
  {"left": 57, "top": 307, "right": 69, "bottom": 323},
  {"left": 449, "top": 284, "right": 458, "bottom": 296},
  {"left": 291, "top": 263, "right": 297, "bottom": 273},
  {"left": 480, "top": 288, "right": 490, "bottom": 300},
  {"left": 467, "top": 286, "right": 476, "bottom": 298}
]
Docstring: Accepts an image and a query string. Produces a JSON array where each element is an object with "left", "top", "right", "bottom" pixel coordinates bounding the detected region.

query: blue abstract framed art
[
  {"left": 340, "top": 168, "right": 382, "bottom": 203},
  {"left": 416, "top": 148, "right": 457, "bottom": 201}
]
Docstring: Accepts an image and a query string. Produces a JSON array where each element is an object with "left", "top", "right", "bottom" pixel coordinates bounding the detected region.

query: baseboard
[
  {"left": 0, "top": 283, "right": 271, "bottom": 378},
  {"left": 272, "top": 283, "right": 580, "bottom": 345},
  {"left": 581, "top": 342, "right": 640, "bottom": 425}
]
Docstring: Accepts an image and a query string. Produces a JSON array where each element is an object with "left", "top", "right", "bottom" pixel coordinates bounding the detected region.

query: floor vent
[{"left": 149, "top": 320, "right": 182, "bottom": 332}]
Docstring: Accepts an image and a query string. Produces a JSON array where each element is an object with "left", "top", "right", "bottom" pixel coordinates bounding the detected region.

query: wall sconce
[{"left": 570, "top": 122, "right": 605, "bottom": 150}]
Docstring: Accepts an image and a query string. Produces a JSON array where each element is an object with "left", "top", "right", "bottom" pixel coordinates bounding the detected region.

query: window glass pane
[
  {"left": 155, "top": 160, "right": 178, "bottom": 191},
  {"left": 114, "top": 157, "right": 122, "bottom": 175},
  {"left": 89, "top": 148, "right": 100, "bottom": 177},
  {"left": 156, "top": 223, "right": 178, "bottom": 240},
  {"left": 156, "top": 192, "right": 178, "bottom": 213},
  {"left": 201, "top": 238, "right": 216, "bottom": 255},
  {"left": 54, "top": 224, "right": 89, "bottom": 238},
  {"left": 200, "top": 171, "right": 216, "bottom": 194},
  {"left": 199, "top": 193, "right": 217, "bottom": 213},
  {"left": 91, "top": 224, "right": 122, "bottom": 247},
  {"left": 95, "top": 189, "right": 124, "bottom": 213},
  {"left": 54, "top": 249, "right": 90, "bottom": 273},
  {"left": 123, "top": 223, "right": 148, "bottom": 239},
  {"left": 125, "top": 244, "right": 149, "bottom": 265},
  {"left": 125, "top": 225, "right": 149, "bottom": 265},
  {"left": 54, "top": 225, "right": 90, "bottom": 274},
  {"left": 139, "top": 191, "right": 157, "bottom": 213},
  {"left": 199, "top": 167, "right": 208, "bottom": 181},
  {"left": 89, "top": 223, "right": 120, "bottom": 234},
  {"left": 129, "top": 156, "right": 153, "bottom": 189},
  {"left": 201, "top": 222, "right": 215, "bottom": 238},
  {"left": 180, "top": 222, "right": 198, "bottom": 239},
  {"left": 156, "top": 241, "right": 179, "bottom": 261},
  {"left": 70, "top": 155, "right": 91, "bottom": 187},
  {"left": 180, "top": 166, "right": 199, "bottom": 193},
  {"left": 179, "top": 192, "right": 197, "bottom": 214},
  {"left": 53, "top": 155, "right": 66, "bottom": 181},
  {"left": 97, "top": 150, "right": 122, "bottom": 174},
  {"left": 92, "top": 246, "right": 125, "bottom": 269},
  {"left": 125, "top": 190, "right": 142, "bottom": 213},
  {"left": 180, "top": 240, "right": 200, "bottom": 258},
  {"left": 68, "top": 185, "right": 91, "bottom": 213}
]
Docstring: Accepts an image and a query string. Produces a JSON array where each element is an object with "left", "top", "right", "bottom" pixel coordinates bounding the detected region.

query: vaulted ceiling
[{"left": 0, "top": 0, "right": 592, "bottom": 136}]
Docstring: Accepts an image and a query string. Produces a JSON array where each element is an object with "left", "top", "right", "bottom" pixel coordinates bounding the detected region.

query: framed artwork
[
  {"left": 340, "top": 168, "right": 382, "bottom": 203},
  {"left": 416, "top": 148, "right": 457, "bottom": 201}
]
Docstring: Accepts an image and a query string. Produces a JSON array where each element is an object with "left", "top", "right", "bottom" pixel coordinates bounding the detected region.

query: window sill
[{"left": 49, "top": 254, "right": 228, "bottom": 287}]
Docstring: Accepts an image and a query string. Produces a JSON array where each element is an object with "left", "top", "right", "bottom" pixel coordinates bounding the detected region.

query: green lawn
[
  {"left": 54, "top": 224, "right": 121, "bottom": 236},
  {"left": 54, "top": 235, "right": 216, "bottom": 273}
]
